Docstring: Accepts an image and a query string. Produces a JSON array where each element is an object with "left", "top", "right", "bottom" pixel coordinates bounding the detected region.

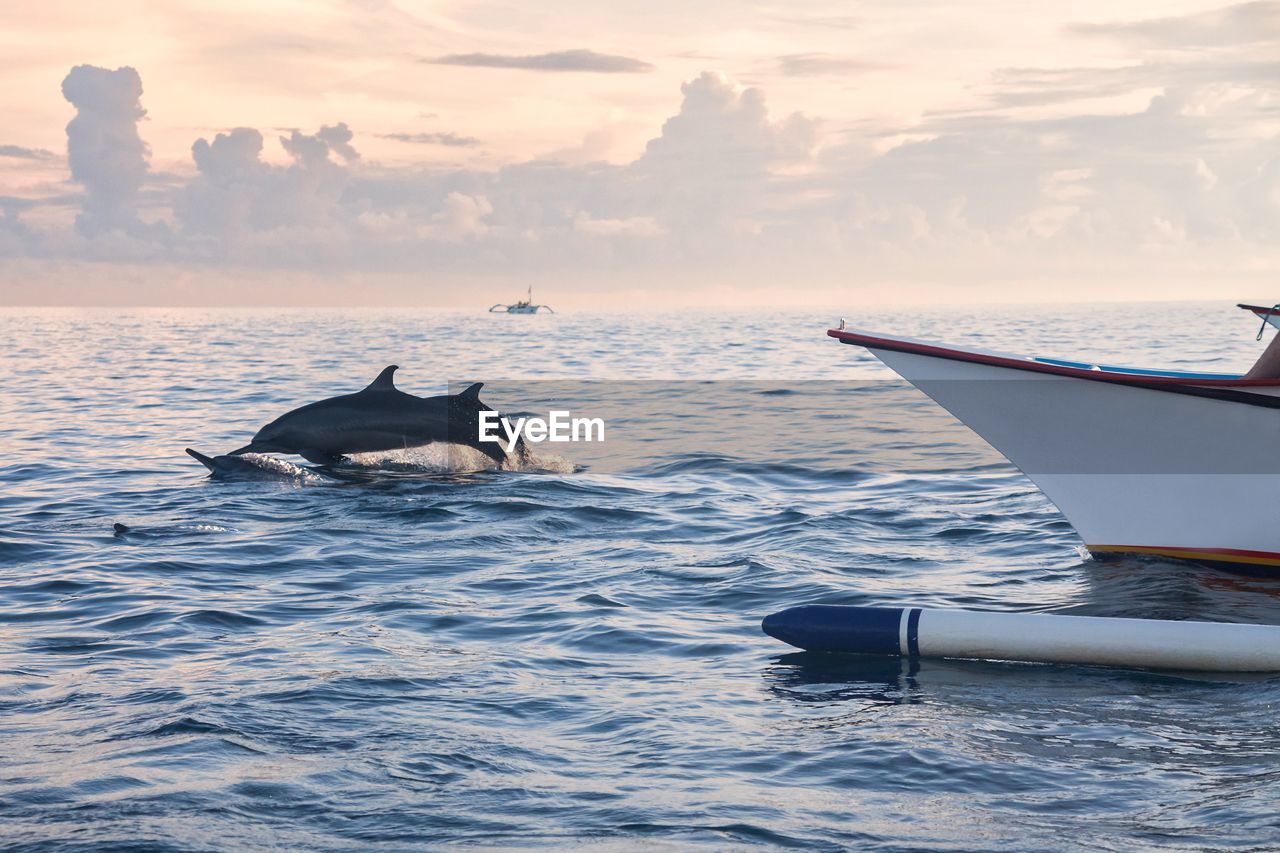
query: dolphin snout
[{"left": 228, "top": 441, "right": 285, "bottom": 455}]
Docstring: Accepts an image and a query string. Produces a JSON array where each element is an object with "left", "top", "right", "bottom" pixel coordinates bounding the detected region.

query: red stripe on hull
[{"left": 827, "top": 328, "right": 1280, "bottom": 387}]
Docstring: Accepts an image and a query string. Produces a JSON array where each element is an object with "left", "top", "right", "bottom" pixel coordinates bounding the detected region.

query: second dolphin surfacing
[{"left": 229, "top": 366, "right": 527, "bottom": 467}]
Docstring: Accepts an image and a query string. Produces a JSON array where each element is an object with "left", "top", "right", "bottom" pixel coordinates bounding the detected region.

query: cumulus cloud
[
  {"left": 148, "top": 70, "right": 813, "bottom": 268},
  {"left": 178, "top": 124, "right": 353, "bottom": 254},
  {"left": 279, "top": 123, "right": 358, "bottom": 165},
  {"left": 316, "top": 123, "right": 359, "bottom": 162},
  {"left": 380, "top": 131, "right": 480, "bottom": 147},
  {"left": 631, "top": 72, "right": 815, "bottom": 239},
  {"left": 426, "top": 49, "right": 653, "bottom": 73},
  {"left": 426, "top": 192, "right": 492, "bottom": 240},
  {"left": 5, "top": 51, "right": 1280, "bottom": 298},
  {"left": 60, "top": 65, "right": 150, "bottom": 236},
  {"left": 841, "top": 82, "right": 1280, "bottom": 257},
  {"left": 640, "top": 72, "right": 815, "bottom": 170}
]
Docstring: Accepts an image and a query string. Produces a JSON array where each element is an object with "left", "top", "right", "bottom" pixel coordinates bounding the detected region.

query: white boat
[
  {"left": 1239, "top": 303, "right": 1280, "bottom": 334},
  {"left": 829, "top": 323, "right": 1280, "bottom": 574},
  {"left": 490, "top": 286, "right": 554, "bottom": 314}
]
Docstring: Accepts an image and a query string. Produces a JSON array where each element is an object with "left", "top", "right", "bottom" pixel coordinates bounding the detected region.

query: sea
[{"left": 4, "top": 301, "right": 1280, "bottom": 850}]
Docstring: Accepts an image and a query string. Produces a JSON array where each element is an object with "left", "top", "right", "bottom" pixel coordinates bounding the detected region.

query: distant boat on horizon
[{"left": 490, "top": 286, "right": 555, "bottom": 314}]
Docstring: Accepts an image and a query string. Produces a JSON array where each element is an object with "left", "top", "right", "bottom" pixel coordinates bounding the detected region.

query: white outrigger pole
[{"left": 489, "top": 285, "right": 555, "bottom": 314}]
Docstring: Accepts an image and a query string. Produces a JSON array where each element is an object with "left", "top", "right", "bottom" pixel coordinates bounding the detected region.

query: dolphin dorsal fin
[
  {"left": 458, "top": 382, "right": 483, "bottom": 400},
  {"left": 363, "top": 365, "right": 399, "bottom": 393}
]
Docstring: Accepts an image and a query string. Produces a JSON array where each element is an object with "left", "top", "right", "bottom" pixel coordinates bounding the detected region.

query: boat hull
[{"left": 836, "top": 332, "right": 1280, "bottom": 574}]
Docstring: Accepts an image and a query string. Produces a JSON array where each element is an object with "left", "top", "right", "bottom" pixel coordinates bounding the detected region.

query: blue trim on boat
[
  {"left": 1096, "top": 365, "right": 1238, "bottom": 379},
  {"left": 1033, "top": 356, "right": 1237, "bottom": 380},
  {"left": 1033, "top": 357, "right": 1096, "bottom": 370}
]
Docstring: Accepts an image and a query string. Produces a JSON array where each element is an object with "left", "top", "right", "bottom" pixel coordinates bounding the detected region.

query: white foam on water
[
  {"left": 239, "top": 453, "right": 326, "bottom": 483},
  {"left": 514, "top": 451, "right": 575, "bottom": 475},
  {"left": 342, "top": 444, "right": 574, "bottom": 475}
]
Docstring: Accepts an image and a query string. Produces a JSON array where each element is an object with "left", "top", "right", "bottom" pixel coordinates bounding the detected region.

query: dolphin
[
  {"left": 186, "top": 448, "right": 320, "bottom": 480},
  {"left": 227, "top": 366, "right": 525, "bottom": 467}
]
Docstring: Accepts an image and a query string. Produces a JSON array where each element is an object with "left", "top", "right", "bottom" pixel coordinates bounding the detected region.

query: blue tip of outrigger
[{"left": 763, "top": 605, "right": 907, "bottom": 655}]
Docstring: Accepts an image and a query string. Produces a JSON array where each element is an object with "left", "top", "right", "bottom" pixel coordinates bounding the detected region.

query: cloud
[
  {"left": 425, "top": 49, "right": 653, "bottom": 73},
  {"left": 316, "top": 123, "right": 359, "bottom": 162},
  {"left": 631, "top": 72, "right": 816, "bottom": 238},
  {"left": 4, "top": 60, "right": 1280, "bottom": 301},
  {"left": 426, "top": 192, "right": 492, "bottom": 240},
  {"left": 0, "top": 196, "right": 37, "bottom": 215},
  {"left": 156, "top": 70, "right": 813, "bottom": 269},
  {"left": 958, "top": 4, "right": 1280, "bottom": 112},
  {"left": 0, "top": 145, "right": 55, "bottom": 160},
  {"left": 279, "top": 122, "right": 358, "bottom": 165},
  {"left": 1070, "top": 1, "right": 1280, "bottom": 48},
  {"left": 380, "top": 131, "right": 480, "bottom": 147},
  {"left": 982, "top": 59, "right": 1280, "bottom": 108},
  {"left": 573, "top": 214, "right": 663, "bottom": 237},
  {"left": 775, "top": 54, "right": 881, "bottom": 76},
  {"left": 60, "top": 65, "right": 150, "bottom": 236},
  {"left": 764, "top": 13, "right": 860, "bottom": 30},
  {"left": 845, "top": 85, "right": 1280, "bottom": 254},
  {"left": 641, "top": 72, "right": 815, "bottom": 167},
  {"left": 177, "top": 124, "right": 353, "bottom": 252},
  {"left": 981, "top": 2, "right": 1280, "bottom": 111}
]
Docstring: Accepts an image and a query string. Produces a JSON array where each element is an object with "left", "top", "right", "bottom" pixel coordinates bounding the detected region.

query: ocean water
[{"left": 4, "top": 301, "right": 1280, "bottom": 850}]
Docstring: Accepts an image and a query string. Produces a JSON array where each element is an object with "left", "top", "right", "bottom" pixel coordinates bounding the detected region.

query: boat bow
[{"left": 829, "top": 326, "right": 1280, "bottom": 573}]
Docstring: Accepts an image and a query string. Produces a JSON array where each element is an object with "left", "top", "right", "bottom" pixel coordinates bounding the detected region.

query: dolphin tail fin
[{"left": 186, "top": 448, "right": 217, "bottom": 471}]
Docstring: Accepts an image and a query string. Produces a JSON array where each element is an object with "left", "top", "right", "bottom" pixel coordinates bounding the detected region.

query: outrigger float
[
  {"left": 829, "top": 307, "right": 1280, "bottom": 575},
  {"left": 762, "top": 605, "right": 1280, "bottom": 671},
  {"left": 490, "top": 286, "right": 555, "bottom": 314}
]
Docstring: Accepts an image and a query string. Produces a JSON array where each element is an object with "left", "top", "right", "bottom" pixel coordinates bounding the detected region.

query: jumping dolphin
[
  {"left": 186, "top": 448, "right": 319, "bottom": 480},
  {"left": 227, "top": 366, "right": 525, "bottom": 467}
]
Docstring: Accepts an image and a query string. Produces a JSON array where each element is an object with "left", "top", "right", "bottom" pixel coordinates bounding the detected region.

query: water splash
[
  {"left": 236, "top": 452, "right": 325, "bottom": 482},
  {"left": 341, "top": 443, "right": 573, "bottom": 474}
]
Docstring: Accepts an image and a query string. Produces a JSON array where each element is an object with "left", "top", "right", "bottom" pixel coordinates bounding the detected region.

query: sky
[{"left": 0, "top": 0, "right": 1277, "bottom": 307}]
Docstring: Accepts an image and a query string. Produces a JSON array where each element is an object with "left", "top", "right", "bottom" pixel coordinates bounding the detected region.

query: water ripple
[{"left": 3, "top": 304, "right": 1280, "bottom": 848}]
